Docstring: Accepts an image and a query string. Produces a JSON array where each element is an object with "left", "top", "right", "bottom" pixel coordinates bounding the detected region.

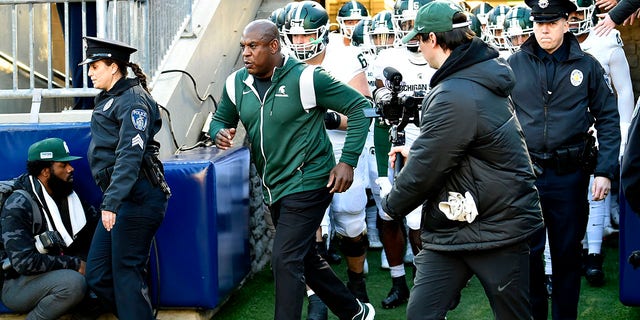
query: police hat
[
  {"left": 525, "top": 0, "right": 577, "bottom": 22},
  {"left": 28, "top": 138, "right": 82, "bottom": 162},
  {"left": 78, "top": 36, "right": 137, "bottom": 66}
]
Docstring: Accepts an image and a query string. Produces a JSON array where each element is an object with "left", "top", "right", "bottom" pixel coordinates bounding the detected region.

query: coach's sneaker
[{"left": 352, "top": 300, "right": 375, "bottom": 320}]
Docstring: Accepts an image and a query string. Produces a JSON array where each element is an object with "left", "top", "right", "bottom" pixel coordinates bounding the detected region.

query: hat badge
[{"left": 538, "top": 0, "right": 549, "bottom": 8}]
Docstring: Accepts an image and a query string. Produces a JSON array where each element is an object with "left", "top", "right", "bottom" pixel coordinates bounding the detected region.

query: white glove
[
  {"left": 438, "top": 191, "right": 478, "bottom": 223},
  {"left": 375, "top": 177, "right": 394, "bottom": 221},
  {"left": 376, "top": 177, "right": 392, "bottom": 199}
]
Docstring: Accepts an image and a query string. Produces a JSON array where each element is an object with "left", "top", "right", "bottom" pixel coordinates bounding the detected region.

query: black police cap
[
  {"left": 79, "top": 36, "right": 137, "bottom": 66},
  {"left": 525, "top": 0, "right": 578, "bottom": 22}
]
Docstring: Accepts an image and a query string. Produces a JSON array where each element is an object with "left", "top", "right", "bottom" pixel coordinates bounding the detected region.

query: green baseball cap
[
  {"left": 402, "top": 0, "right": 471, "bottom": 44},
  {"left": 27, "top": 138, "right": 82, "bottom": 162}
]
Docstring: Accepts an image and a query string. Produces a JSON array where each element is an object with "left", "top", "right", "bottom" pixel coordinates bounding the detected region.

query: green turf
[{"left": 212, "top": 238, "right": 640, "bottom": 319}]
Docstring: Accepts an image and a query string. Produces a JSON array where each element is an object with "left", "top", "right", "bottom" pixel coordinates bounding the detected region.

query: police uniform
[
  {"left": 507, "top": 1, "right": 620, "bottom": 319},
  {"left": 81, "top": 37, "right": 169, "bottom": 320}
]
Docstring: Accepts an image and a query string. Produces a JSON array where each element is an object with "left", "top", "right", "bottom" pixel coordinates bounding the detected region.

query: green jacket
[{"left": 209, "top": 55, "right": 370, "bottom": 204}]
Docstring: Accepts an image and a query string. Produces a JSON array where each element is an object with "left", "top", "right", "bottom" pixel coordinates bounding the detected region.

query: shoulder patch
[{"left": 131, "top": 109, "right": 148, "bottom": 131}]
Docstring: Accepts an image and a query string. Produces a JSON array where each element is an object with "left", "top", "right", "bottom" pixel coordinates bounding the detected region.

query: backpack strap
[{"left": 12, "top": 189, "right": 42, "bottom": 235}]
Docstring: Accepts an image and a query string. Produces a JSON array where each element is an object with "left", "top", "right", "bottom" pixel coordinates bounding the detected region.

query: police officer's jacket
[
  {"left": 209, "top": 54, "right": 371, "bottom": 205},
  {"left": 88, "top": 78, "right": 163, "bottom": 212},
  {"left": 508, "top": 33, "right": 621, "bottom": 179},
  {"left": 381, "top": 37, "right": 543, "bottom": 251},
  {"left": 0, "top": 175, "right": 90, "bottom": 276}
]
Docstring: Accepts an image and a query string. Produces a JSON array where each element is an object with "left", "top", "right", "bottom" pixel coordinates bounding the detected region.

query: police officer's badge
[
  {"left": 103, "top": 98, "right": 114, "bottom": 111},
  {"left": 570, "top": 69, "right": 583, "bottom": 87},
  {"left": 131, "top": 109, "right": 148, "bottom": 131},
  {"left": 538, "top": 0, "right": 549, "bottom": 8}
]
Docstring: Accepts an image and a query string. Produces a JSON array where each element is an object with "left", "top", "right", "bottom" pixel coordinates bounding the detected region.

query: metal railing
[{"left": 0, "top": 0, "right": 193, "bottom": 112}]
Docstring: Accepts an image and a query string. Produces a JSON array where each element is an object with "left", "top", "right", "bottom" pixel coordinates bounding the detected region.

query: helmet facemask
[{"left": 568, "top": 0, "right": 596, "bottom": 35}]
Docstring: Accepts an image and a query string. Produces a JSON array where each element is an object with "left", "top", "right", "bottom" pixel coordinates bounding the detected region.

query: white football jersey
[
  {"left": 580, "top": 30, "right": 634, "bottom": 124},
  {"left": 373, "top": 47, "right": 436, "bottom": 145},
  {"left": 320, "top": 40, "right": 369, "bottom": 160}
]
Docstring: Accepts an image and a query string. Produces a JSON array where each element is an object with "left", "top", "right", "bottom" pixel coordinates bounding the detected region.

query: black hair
[
  {"left": 418, "top": 12, "right": 474, "bottom": 52},
  {"left": 26, "top": 160, "right": 53, "bottom": 177},
  {"left": 102, "top": 58, "right": 150, "bottom": 93}
]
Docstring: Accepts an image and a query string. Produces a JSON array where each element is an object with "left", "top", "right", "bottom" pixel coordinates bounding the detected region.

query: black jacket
[
  {"left": 88, "top": 78, "right": 163, "bottom": 212},
  {"left": 508, "top": 33, "right": 620, "bottom": 179},
  {"left": 0, "top": 175, "right": 97, "bottom": 276},
  {"left": 381, "top": 38, "right": 543, "bottom": 251},
  {"left": 622, "top": 106, "right": 640, "bottom": 214},
  {"left": 610, "top": 0, "right": 640, "bottom": 24}
]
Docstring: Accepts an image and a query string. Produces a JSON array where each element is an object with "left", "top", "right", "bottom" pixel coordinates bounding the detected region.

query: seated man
[{"left": 0, "top": 137, "right": 98, "bottom": 319}]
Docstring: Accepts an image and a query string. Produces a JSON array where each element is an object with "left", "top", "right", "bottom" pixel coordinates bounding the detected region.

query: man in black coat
[{"left": 380, "top": 2, "right": 543, "bottom": 319}]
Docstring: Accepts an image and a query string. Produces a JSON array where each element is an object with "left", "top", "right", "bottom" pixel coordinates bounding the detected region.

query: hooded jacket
[
  {"left": 381, "top": 38, "right": 543, "bottom": 251},
  {"left": 209, "top": 55, "right": 370, "bottom": 205}
]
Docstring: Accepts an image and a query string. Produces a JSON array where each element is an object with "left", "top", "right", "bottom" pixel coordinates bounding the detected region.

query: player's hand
[
  {"left": 327, "top": 162, "right": 354, "bottom": 193},
  {"left": 594, "top": 13, "right": 617, "bottom": 36},
  {"left": 215, "top": 128, "right": 236, "bottom": 150},
  {"left": 595, "top": 0, "right": 617, "bottom": 11}
]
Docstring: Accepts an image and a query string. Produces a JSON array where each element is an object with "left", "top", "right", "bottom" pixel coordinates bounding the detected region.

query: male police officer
[{"left": 508, "top": 0, "right": 620, "bottom": 318}]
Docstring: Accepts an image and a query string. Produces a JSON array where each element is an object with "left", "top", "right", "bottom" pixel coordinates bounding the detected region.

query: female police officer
[{"left": 80, "top": 36, "right": 169, "bottom": 319}]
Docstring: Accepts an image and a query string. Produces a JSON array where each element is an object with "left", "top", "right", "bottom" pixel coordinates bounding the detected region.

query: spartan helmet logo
[{"left": 538, "top": 0, "right": 549, "bottom": 8}]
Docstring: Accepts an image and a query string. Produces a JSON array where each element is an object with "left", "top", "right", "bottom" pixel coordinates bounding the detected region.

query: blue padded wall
[
  {"left": 149, "top": 147, "right": 251, "bottom": 308},
  {"left": 0, "top": 123, "right": 101, "bottom": 209},
  {"left": 619, "top": 188, "right": 640, "bottom": 306}
]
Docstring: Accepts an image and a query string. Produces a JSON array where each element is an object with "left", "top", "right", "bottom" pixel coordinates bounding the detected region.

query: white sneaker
[
  {"left": 352, "top": 300, "right": 375, "bottom": 320},
  {"left": 363, "top": 258, "right": 369, "bottom": 274},
  {"left": 381, "top": 249, "right": 389, "bottom": 269},
  {"left": 368, "top": 231, "right": 383, "bottom": 249}
]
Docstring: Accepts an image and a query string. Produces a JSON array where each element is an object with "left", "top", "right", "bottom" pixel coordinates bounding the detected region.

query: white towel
[
  {"left": 438, "top": 191, "right": 478, "bottom": 223},
  {"left": 30, "top": 176, "right": 87, "bottom": 247}
]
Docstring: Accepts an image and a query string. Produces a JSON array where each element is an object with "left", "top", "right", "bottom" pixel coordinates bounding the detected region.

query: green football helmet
[
  {"left": 503, "top": 5, "right": 533, "bottom": 52},
  {"left": 283, "top": 1, "right": 330, "bottom": 61},
  {"left": 486, "top": 4, "right": 512, "bottom": 50},
  {"left": 569, "top": 0, "right": 597, "bottom": 35},
  {"left": 392, "top": 0, "right": 433, "bottom": 48},
  {"left": 369, "top": 10, "right": 395, "bottom": 53},
  {"left": 337, "top": 0, "right": 370, "bottom": 39}
]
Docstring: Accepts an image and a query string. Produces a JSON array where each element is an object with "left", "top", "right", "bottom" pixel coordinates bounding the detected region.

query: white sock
[{"left": 390, "top": 265, "right": 405, "bottom": 278}]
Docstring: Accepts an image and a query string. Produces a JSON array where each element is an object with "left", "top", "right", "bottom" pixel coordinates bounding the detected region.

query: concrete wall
[{"left": 151, "top": 0, "right": 262, "bottom": 158}]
